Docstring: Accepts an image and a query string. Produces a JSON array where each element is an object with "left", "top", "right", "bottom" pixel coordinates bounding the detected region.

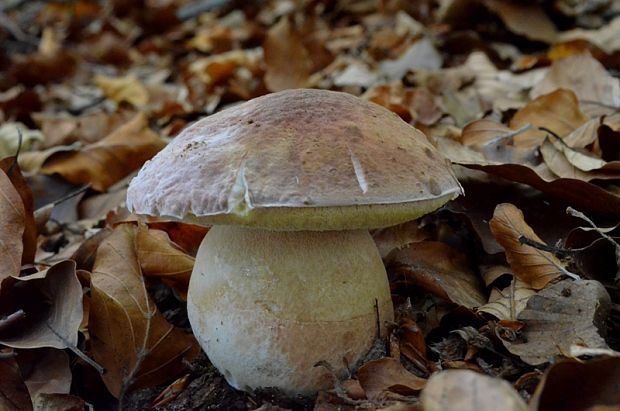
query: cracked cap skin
[{"left": 126, "top": 89, "right": 463, "bottom": 230}]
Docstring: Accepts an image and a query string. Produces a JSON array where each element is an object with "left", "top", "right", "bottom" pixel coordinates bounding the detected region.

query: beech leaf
[
  {"left": 489, "top": 203, "right": 567, "bottom": 289},
  {"left": 90, "top": 224, "right": 200, "bottom": 398},
  {"left": 357, "top": 357, "right": 426, "bottom": 400},
  {"left": 0, "top": 168, "right": 25, "bottom": 280}
]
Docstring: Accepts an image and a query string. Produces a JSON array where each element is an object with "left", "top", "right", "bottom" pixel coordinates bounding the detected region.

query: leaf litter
[{"left": 1, "top": 1, "right": 620, "bottom": 410}]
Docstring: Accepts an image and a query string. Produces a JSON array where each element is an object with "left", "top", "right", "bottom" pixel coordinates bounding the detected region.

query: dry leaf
[
  {"left": 530, "top": 357, "right": 620, "bottom": 411},
  {"left": 0, "top": 357, "right": 34, "bottom": 411},
  {"left": 0, "top": 158, "right": 36, "bottom": 267},
  {"left": 421, "top": 369, "right": 528, "bottom": 411},
  {"left": 40, "top": 112, "right": 166, "bottom": 191},
  {"left": 371, "top": 220, "right": 427, "bottom": 261},
  {"left": 357, "top": 357, "right": 426, "bottom": 400},
  {"left": 136, "top": 224, "right": 194, "bottom": 299},
  {"left": 0, "top": 260, "right": 83, "bottom": 350},
  {"left": 379, "top": 38, "right": 442, "bottom": 81},
  {"left": 509, "top": 89, "right": 588, "bottom": 148},
  {"left": 482, "top": 0, "right": 557, "bottom": 43},
  {"left": 478, "top": 279, "right": 536, "bottom": 321},
  {"left": 390, "top": 241, "right": 486, "bottom": 309},
  {"left": 17, "top": 348, "right": 72, "bottom": 399},
  {"left": 0, "top": 168, "right": 26, "bottom": 280},
  {"left": 90, "top": 224, "right": 200, "bottom": 398},
  {"left": 503, "top": 279, "right": 611, "bottom": 365},
  {"left": 558, "top": 16, "right": 620, "bottom": 53},
  {"left": 264, "top": 17, "right": 312, "bottom": 91},
  {"left": 489, "top": 203, "right": 567, "bottom": 289},
  {"left": 531, "top": 53, "right": 620, "bottom": 108},
  {"left": 94, "top": 74, "right": 149, "bottom": 107}
]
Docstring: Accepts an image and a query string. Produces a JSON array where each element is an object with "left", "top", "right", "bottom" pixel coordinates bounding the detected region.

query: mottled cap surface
[{"left": 127, "top": 89, "right": 462, "bottom": 230}]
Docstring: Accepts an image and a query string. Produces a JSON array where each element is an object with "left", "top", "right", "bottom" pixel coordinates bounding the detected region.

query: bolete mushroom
[{"left": 126, "top": 89, "right": 462, "bottom": 394}]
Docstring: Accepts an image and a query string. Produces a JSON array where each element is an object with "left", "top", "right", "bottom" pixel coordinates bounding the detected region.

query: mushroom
[{"left": 126, "top": 89, "right": 462, "bottom": 394}]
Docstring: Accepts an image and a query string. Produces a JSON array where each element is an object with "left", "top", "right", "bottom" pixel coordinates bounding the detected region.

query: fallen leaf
[
  {"left": 0, "top": 357, "right": 34, "bottom": 411},
  {"left": 90, "top": 224, "right": 200, "bottom": 398},
  {"left": 371, "top": 220, "right": 427, "bottom": 261},
  {"left": 145, "top": 221, "right": 209, "bottom": 257},
  {"left": 478, "top": 279, "right": 536, "bottom": 321},
  {"left": 40, "top": 112, "right": 166, "bottom": 191},
  {"left": 489, "top": 203, "right": 568, "bottom": 289},
  {"left": 421, "top": 369, "right": 528, "bottom": 411},
  {"left": 263, "top": 17, "right": 312, "bottom": 91},
  {"left": 94, "top": 74, "right": 149, "bottom": 107},
  {"left": 0, "top": 158, "right": 36, "bottom": 267},
  {"left": 390, "top": 242, "right": 486, "bottom": 309},
  {"left": 503, "top": 279, "right": 611, "bottom": 365},
  {"left": 482, "top": 0, "right": 557, "bottom": 43},
  {"left": 379, "top": 38, "right": 442, "bottom": 81},
  {"left": 357, "top": 357, "right": 426, "bottom": 400},
  {"left": 509, "top": 89, "right": 588, "bottom": 148},
  {"left": 558, "top": 15, "right": 620, "bottom": 53},
  {"left": 17, "top": 348, "right": 72, "bottom": 399},
  {"left": 0, "top": 167, "right": 26, "bottom": 280},
  {"left": 0, "top": 122, "right": 43, "bottom": 159},
  {"left": 0, "top": 260, "right": 83, "bottom": 350},
  {"left": 136, "top": 224, "right": 195, "bottom": 299},
  {"left": 34, "top": 394, "right": 85, "bottom": 411},
  {"left": 531, "top": 53, "right": 620, "bottom": 108},
  {"left": 530, "top": 357, "right": 620, "bottom": 411}
]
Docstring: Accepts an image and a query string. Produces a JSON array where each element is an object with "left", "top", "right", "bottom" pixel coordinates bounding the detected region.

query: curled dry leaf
[
  {"left": 530, "top": 357, "right": 620, "bottom": 411},
  {"left": 489, "top": 203, "right": 565, "bottom": 289},
  {"left": 503, "top": 279, "right": 611, "bottom": 365},
  {"left": 136, "top": 224, "right": 195, "bottom": 299},
  {"left": 90, "top": 224, "right": 200, "bottom": 398},
  {"left": 0, "top": 168, "right": 26, "bottom": 280},
  {"left": 478, "top": 278, "right": 536, "bottom": 321},
  {"left": 390, "top": 241, "right": 486, "bottom": 309},
  {"left": 420, "top": 369, "right": 528, "bottom": 411},
  {"left": 357, "top": 357, "right": 426, "bottom": 401},
  {"left": 0, "top": 357, "right": 34, "bottom": 411},
  {"left": 40, "top": 112, "right": 166, "bottom": 191},
  {"left": 0, "top": 260, "right": 82, "bottom": 350}
]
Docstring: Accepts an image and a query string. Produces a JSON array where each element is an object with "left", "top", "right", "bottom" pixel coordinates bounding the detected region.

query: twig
[{"left": 517, "top": 235, "right": 581, "bottom": 280}]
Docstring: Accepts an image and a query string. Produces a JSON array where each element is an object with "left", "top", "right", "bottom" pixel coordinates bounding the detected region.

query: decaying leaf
[
  {"left": 503, "top": 279, "right": 611, "bottom": 365},
  {"left": 478, "top": 278, "right": 536, "bottom": 321},
  {"left": 530, "top": 357, "right": 620, "bottom": 411},
  {"left": 390, "top": 241, "right": 486, "bottom": 309},
  {"left": 17, "top": 348, "right": 72, "bottom": 400},
  {"left": 0, "top": 167, "right": 26, "bottom": 280},
  {"left": 90, "top": 224, "right": 200, "bottom": 398},
  {"left": 421, "top": 369, "right": 528, "bottom": 411},
  {"left": 357, "top": 357, "right": 426, "bottom": 400},
  {"left": 489, "top": 203, "right": 567, "bottom": 289},
  {"left": 40, "top": 113, "right": 166, "bottom": 191},
  {"left": 0, "top": 260, "right": 82, "bottom": 350},
  {"left": 136, "top": 224, "right": 194, "bottom": 299},
  {"left": 0, "top": 357, "right": 34, "bottom": 411}
]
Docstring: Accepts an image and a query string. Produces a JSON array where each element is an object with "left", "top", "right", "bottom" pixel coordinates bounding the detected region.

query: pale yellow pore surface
[
  {"left": 184, "top": 192, "right": 457, "bottom": 230},
  {"left": 187, "top": 226, "right": 394, "bottom": 394}
]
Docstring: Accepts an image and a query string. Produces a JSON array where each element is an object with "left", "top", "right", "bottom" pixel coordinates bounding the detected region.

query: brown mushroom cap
[{"left": 127, "top": 89, "right": 462, "bottom": 230}]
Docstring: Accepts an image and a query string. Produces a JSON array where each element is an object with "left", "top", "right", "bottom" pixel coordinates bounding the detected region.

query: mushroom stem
[{"left": 187, "top": 225, "right": 394, "bottom": 394}]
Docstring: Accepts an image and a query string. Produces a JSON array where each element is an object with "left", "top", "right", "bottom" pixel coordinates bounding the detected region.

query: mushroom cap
[{"left": 127, "top": 89, "right": 462, "bottom": 230}]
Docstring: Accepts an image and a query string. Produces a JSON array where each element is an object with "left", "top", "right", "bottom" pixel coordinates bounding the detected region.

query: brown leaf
[
  {"left": 371, "top": 220, "right": 427, "bottom": 261},
  {"left": 0, "top": 168, "right": 26, "bottom": 280},
  {"left": 17, "top": 348, "right": 72, "bottom": 399},
  {"left": 264, "top": 17, "right": 312, "bottom": 92},
  {"left": 489, "top": 204, "right": 566, "bottom": 289},
  {"left": 531, "top": 53, "right": 620, "bottom": 109},
  {"left": 357, "top": 357, "right": 426, "bottom": 400},
  {"left": 0, "top": 260, "right": 82, "bottom": 350},
  {"left": 0, "top": 357, "right": 34, "bottom": 411},
  {"left": 503, "top": 279, "right": 611, "bottom": 365},
  {"left": 146, "top": 221, "right": 209, "bottom": 257},
  {"left": 391, "top": 242, "right": 486, "bottom": 309},
  {"left": 478, "top": 279, "right": 536, "bottom": 321},
  {"left": 421, "top": 369, "right": 528, "bottom": 411},
  {"left": 0, "top": 158, "right": 36, "bottom": 267},
  {"left": 34, "top": 394, "right": 85, "bottom": 411},
  {"left": 136, "top": 224, "right": 194, "bottom": 299},
  {"left": 460, "top": 119, "right": 537, "bottom": 164},
  {"left": 94, "top": 74, "right": 149, "bottom": 107},
  {"left": 90, "top": 224, "right": 200, "bottom": 398},
  {"left": 509, "top": 89, "right": 588, "bottom": 148},
  {"left": 40, "top": 113, "right": 166, "bottom": 191},
  {"left": 530, "top": 357, "right": 620, "bottom": 411},
  {"left": 482, "top": 0, "right": 557, "bottom": 43}
]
